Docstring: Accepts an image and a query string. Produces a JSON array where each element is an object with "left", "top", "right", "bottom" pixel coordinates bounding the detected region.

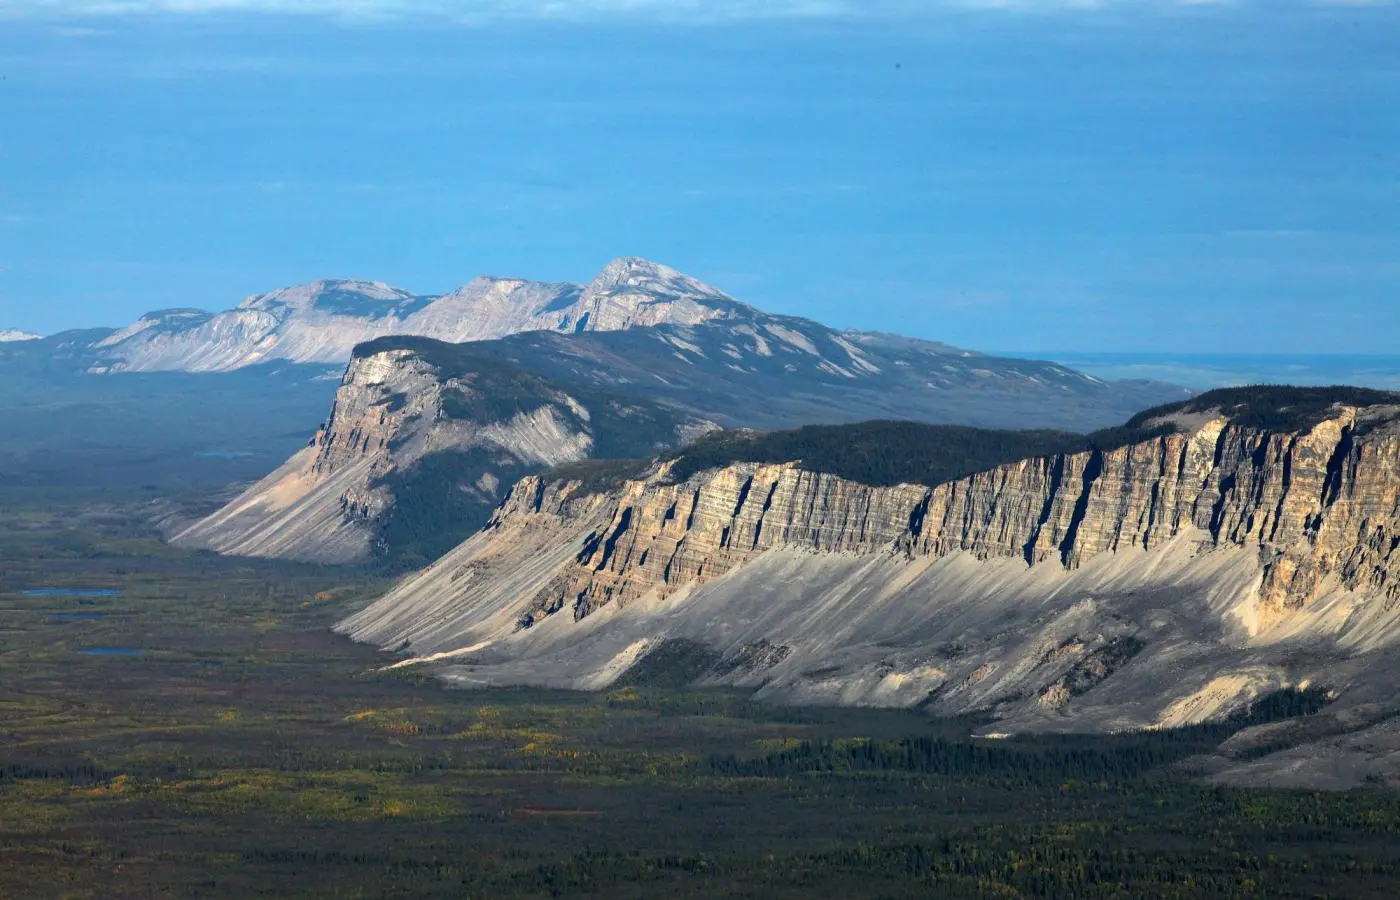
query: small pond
[
  {"left": 23, "top": 588, "right": 122, "bottom": 597},
  {"left": 78, "top": 647, "right": 145, "bottom": 656},
  {"left": 48, "top": 613, "right": 108, "bottom": 621}
]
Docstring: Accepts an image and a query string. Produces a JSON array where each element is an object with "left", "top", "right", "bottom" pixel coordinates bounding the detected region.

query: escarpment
[
  {"left": 338, "top": 395, "right": 1400, "bottom": 788},
  {"left": 171, "top": 349, "right": 439, "bottom": 562},
  {"left": 171, "top": 344, "right": 683, "bottom": 564},
  {"left": 513, "top": 465, "right": 931, "bottom": 625},
  {"left": 177, "top": 305, "right": 1191, "bottom": 568},
  {"left": 497, "top": 406, "right": 1400, "bottom": 627},
  {"left": 167, "top": 258, "right": 1198, "bottom": 568}
]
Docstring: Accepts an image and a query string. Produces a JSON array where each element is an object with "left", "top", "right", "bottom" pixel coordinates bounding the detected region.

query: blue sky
[{"left": 0, "top": 0, "right": 1396, "bottom": 353}]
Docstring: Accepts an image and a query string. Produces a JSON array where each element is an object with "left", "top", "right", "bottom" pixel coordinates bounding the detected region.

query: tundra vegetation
[{"left": 4, "top": 503, "right": 1400, "bottom": 899}]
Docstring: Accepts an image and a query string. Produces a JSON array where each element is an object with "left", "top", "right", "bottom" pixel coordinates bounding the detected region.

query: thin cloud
[
  {"left": 0, "top": 0, "right": 1378, "bottom": 21},
  {"left": 930, "top": 291, "right": 1009, "bottom": 312},
  {"left": 0, "top": 0, "right": 849, "bottom": 20},
  {"left": 1223, "top": 229, "right": 1320, "bottom": 239}
]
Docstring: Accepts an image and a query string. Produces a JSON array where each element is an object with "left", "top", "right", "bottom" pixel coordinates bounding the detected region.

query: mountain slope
[
  {"left": 172, "top": 309, "right": 1188, "bottom": 566},
  {"left": 338, "top": 388, "right": 1400, "bottom": 788},
  {"left": 90, "top": 258, "right": 743, "bottom": 373},
  {"left": 414, "top": 313, "right": 1185, "bottom": 433},
  {"left": 0, "top": 328, "right": 121, "bottom": 375},
  {"left": 171, "top": 340, "right": 708, "bottom": 568},
  {"left": 0, "top": 329, "right": 41, "bottom": 342}
]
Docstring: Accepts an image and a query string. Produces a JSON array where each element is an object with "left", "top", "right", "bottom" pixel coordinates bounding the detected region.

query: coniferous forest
[{"left": 4, "top": 505, "right": 1400, "bottom": 899}]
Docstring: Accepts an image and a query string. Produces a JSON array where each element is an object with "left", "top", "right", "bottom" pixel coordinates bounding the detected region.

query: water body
[
  {"left": 48, "top": 613, "right": 107, "bottom": 621},
  {"left": 1017, "top": 353, "right": 1400, "bottom": 392},
  {"left": 195, "top": 450, "right": 255, "bottom": 460},
  {"left": 78, "top": 647, "right": 144, "bottom": 656},
  {"left": 23, "top": 588, "right": 122, "bottom": 597}
]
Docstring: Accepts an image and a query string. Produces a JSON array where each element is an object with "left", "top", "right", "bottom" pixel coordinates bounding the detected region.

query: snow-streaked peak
[
  {"left": 240, "top": 279, "right": 424, "bottom": 316},
  {"left": 585, "top": 257, "right": 732, "bottom": 301},
  {"left": 94, "top": 308, "right": 215, "bottom": 347},
  {"left": 0, "top": 329, "right": 42, "bottom": 342},
  {"left": 84, "top": 258, "right": 754, "bottom": 373}
]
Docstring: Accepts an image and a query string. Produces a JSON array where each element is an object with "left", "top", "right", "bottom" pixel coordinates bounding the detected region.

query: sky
[{"left": 0, "top": 0, "right": 1396, "bottom": 354}]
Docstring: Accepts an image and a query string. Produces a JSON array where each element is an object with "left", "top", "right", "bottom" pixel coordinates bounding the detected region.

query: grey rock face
[
  {"left": 445, "top": 406, "right": 1400, "bottom": 627},
  {"left": 336, "top": 403, "right": 1400, "bottom": 788},
  {"left": 173, "top": 312, "right": 1188, "bottom": 566},
  {"left": 165, "top": 256, "right": 1193, "bottom": 567},
  {"left": 170, "top": 343, "right": 701, "bottom": 563}
]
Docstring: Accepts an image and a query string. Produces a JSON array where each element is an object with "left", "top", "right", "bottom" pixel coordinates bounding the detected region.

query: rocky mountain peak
[
  {"left": 94, "top": 308, "right": 217, "bottom": 348},
  {"left": 81, "top": 259, "right": 750, "bottom": 372},
  {"left": 240, "top": 279, "right": 423, "bottom": 317},
  {"left": 437, "top": 274, "right": 571, "bottom": 301},
  {"left": 0, "top": 329, "right": 42, "bottom": 342},
  {"left": 584, "top": 257, "right": 732, "bottom": 302}
]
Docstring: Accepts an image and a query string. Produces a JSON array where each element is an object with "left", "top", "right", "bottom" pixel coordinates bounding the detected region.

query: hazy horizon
[{"left": 1, "top": 1, "right": 1396, "bottom": 354}]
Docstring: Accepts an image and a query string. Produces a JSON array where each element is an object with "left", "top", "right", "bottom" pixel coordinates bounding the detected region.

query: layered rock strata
[
  {"left": 498, "top": 407, "right": 1399, "bottom": 626},
  {"left": 171, "top": 347, "right": 599, "bottom": 563},
  {"left": 338, "top": 404, "right": 1400, "bottom": 787}
]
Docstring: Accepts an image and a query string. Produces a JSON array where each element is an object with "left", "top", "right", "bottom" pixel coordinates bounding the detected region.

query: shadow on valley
[
  {"left": 704, "top": 687, "right": 1333, "bottom": 784},
  {"left": 0, "top": 364, "right": 338, "bottom": 504}
]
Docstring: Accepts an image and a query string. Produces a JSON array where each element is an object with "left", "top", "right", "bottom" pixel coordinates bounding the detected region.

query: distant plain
[{"left": 1027, "top": 353, "right": 1400, "bottom": 392}]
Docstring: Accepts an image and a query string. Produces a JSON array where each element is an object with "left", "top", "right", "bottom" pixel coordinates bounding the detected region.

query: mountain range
[
  {"left": 19, "top": 255, "right": 1400, "bottom": 788},
  {"left": 7, "top": 256, "right": 1188, "bottom": 561},
  {"left": 169, "top": 260, "right": 1188, "bottom": 568},
  {"left": 46, "top": 258, "right": 745, "bottom": 374},
  {"left": 2, "top": 259, "right": 1182, "bottom": 421}
]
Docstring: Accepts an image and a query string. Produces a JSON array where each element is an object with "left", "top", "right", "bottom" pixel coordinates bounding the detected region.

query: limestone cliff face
[
  {"left": 498, "top": 407, "right": 1400, "bottom": 627},
  {"left": 509, "top": 464, "right": 928, "bottom": 625},
  {"left": 306, "top": 349, "right": 438, "bottom": 521},
  {"left": 339, "top": 399, "right": 1400, "bottom": 788},
  {"left": 171, "top": 347, "right": 599, "bottom": 563}
]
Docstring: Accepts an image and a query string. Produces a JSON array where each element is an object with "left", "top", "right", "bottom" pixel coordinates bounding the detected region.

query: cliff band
[{"left": 339, "top": 401, "right": 1400, "bottom": 788}]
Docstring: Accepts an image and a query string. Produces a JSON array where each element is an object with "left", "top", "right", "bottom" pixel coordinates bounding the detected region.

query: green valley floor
[{"left": 3, "top": 503, "right": 1400, "bottom": 899}]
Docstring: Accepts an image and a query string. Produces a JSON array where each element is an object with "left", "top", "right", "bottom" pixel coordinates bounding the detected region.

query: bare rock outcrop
[
  {"left": 170, "top": 347, "right": 601, "bottom": 563},
  {"left": 337, "top": 399, "right": 1400, "bottom": 787},
  {"left": 492, "top": 408, "right": 1400, "bottom": 627}
]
